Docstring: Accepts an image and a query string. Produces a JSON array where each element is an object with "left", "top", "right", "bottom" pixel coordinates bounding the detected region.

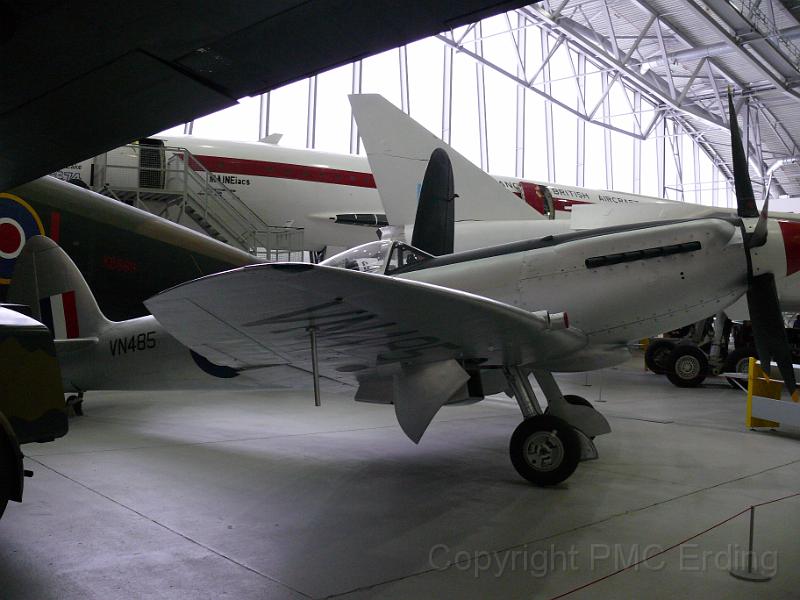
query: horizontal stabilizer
[{"left": 54, "top": 337, "right": 99, "bottom": 353}]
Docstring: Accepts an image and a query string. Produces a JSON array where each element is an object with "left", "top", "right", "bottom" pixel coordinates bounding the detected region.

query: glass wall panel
[
  {"left": 610, "top": 130, "right": 633, "bottom": 192},
  {"left": 523, "top": 91, "right": 548, "bottom": 181},
  {"left": 583, "top": 121, "right": 607, "bottom": 189},
  {"left": 361, "top": 48, "right": 402, "bottom": 109},
  {"left": 191, "top": 95, "right": 260, "bottom": 141},
  {"left": 449, "top": 49, "right": 481, "bottom": 167},
  {"left": 680, "top": 132, "right": 697, "bottom": 203},
  {"left": 663, "top": 122, "right": 680, "bottom": 201},
  {"left": 552, "top": 106, "right": 577, "bottom": 186},
  {"left": 407, "top": 38, "right": 444, "bottom": 137},
  {"left": 640, "top": 131, "right": 660, "bottom": 198},
  {"left": 315, "top": 64, "right": 353, "bottom": 154},
  {"left": 484, "top": 68, "right": 517, "bottom": 176},
  {"left": 268, "top": 79, "right": 310, "bottom": 149}
]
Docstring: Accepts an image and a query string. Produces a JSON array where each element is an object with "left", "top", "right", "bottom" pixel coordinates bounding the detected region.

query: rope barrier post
[{"left": 730, "top": 505, "right": 772, "bottom": 582}]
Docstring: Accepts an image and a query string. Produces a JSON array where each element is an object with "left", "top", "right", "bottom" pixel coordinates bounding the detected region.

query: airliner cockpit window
[{"left": 320, "top": 240, "right": 393, "bottom": 274}]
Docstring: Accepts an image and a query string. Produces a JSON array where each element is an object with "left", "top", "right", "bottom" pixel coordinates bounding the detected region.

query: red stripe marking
[
  {"left": 50, "top": 211, "right": 61, "bottom": 243},
  {"left": 552, "top": 197, "right": 590, "bottom": 212},
  {"left": 192, "top": 155, "right": 377, "bottom": 189},
  {"left": 61, "top": 290, "right": 79, "bottom": 338},
  {"left": 519, "top": 181, "right": 546, "bottom": 215},
  {"left": 779, "top": 220, "right": 800, "bottom": 276}
]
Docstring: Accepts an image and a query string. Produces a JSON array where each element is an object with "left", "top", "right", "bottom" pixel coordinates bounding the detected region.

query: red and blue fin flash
[{"left": 39, "top": 291, "right": 80, "bottom": 339}]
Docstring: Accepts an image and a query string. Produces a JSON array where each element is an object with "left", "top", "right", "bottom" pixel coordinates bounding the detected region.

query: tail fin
[
  {"left": 349, "top": 93, "right": 542, "bottom": 226},
  {"left": 7, "top": 236, "right": 110, "bottom": 339}
]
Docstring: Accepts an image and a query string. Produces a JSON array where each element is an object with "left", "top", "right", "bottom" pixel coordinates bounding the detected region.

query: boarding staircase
[{"left": 92, "top": 143, "right": 304, "bottom": 260}]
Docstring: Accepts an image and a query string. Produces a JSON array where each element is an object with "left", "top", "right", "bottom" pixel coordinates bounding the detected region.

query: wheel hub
[
  {"left": 523, "top": 430, "right": 564, "bottom": 472},
  {"left": 675, "top": 355, "right": 701, "bottom": 379}
]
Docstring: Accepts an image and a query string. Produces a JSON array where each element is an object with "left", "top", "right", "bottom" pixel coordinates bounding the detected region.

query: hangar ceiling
[{"left": 443, "top": 0, "right": 800, "bottom": 200}]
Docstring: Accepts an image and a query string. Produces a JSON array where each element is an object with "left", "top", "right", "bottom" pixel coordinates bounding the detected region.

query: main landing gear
[{"left": 502, "top": 367, "right": 611, "bottom": 485}]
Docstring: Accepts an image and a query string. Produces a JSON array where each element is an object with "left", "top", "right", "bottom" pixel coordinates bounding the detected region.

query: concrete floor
[{"left": 1, "top": 357, "right": 799, "bottom": 599}]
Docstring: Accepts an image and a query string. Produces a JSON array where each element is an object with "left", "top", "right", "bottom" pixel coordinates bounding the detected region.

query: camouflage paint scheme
[
  {"left": 0, "top": 307, "right": 67, "bottom": 445},
  {"left": 0, "top": 177, "right": 262, "bottom": 320}
]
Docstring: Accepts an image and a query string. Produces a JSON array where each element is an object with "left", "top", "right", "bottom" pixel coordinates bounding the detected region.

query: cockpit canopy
[{"left": 320, "top": 240, "right": 432, "bottom": 275}]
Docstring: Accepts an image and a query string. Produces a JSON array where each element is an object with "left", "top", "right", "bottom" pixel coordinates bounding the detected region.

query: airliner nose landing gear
[{"left": 503, "top": 367, "right": 610, "bottom": 486}]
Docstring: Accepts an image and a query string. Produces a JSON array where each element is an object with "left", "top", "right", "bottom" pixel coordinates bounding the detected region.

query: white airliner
[
  {"left": 59, "top": 94, "right": 797, "bottom": 258},
  {"left": 56, "top": 106, "right": 686, "bottom": 254}
]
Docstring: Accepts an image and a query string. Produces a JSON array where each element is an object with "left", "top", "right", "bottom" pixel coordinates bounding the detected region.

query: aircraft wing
[
  {"left": 1, "top": 1, "right": 531, "bottom": 192},
  {"left": 146, "top": 263, "right": 586, "bottom": 441},
  {"left": 145, "top": 263, "right": 587, "bottom": 384}
]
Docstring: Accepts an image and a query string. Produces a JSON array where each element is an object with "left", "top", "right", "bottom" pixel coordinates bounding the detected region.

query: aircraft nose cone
[{"left": 778, "top": 220, "right": 800, "bottom": 276}]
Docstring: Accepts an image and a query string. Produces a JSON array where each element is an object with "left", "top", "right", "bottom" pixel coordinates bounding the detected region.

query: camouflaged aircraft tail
[{"left": 7, "top": 235, "right": 111, "bottom": 339}]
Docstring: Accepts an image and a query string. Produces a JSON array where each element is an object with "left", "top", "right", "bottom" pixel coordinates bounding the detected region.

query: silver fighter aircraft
[
  {"left": 10, "top": 94, "right": 797, "bottom": 486},
  {"left": 142, "top": 94, "right": 799, "bottom": 486}
]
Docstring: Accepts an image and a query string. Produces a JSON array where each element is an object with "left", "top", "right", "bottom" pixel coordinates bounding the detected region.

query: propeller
[
  {"left": 728, "top": 90, "right": 797, "bottom": 394},
  {"left": 410, "top": 147, "right": 456, "bottom": 256}
]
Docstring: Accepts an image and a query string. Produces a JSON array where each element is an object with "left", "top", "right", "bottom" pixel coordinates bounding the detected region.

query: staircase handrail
[{"left": 164, "top": 148, "right": 272, "bottom": 237}]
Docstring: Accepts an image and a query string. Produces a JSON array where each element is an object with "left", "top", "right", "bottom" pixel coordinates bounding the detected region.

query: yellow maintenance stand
[{"left": 745, "top": 357, "right": 800, "bottom": 428}]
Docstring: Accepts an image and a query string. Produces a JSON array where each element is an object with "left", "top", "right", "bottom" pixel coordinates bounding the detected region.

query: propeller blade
[
  {"left": 747, "top": 193, "right": 769, "bottom": 248},
  {"left": 747, "top": 273, "right": 797, "bottom": 394},
  {"left": 411, "top": 148, "right": 455, "bottom": 256},
  {"left": 728, "top": 90, "right": 794, "bottom": 393},
  {"left": 728, "top": 91, "right": 759, "bottom": 219}
]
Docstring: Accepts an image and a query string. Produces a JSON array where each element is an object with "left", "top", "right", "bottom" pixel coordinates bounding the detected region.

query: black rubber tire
[
  {"left": 0, "top": 444, "right": 12, "bottom": 520},
  {"left": 666, "top": 344, "right": 709, "bottom": 388},
  {"left": 645, "top": 339, "right": 676, "bottom": 375},
  {"left": 724, "top": 347, "right": 756, "bottom": 389},
  {"left": 509, "top": 415, "right": 581, "bottom": 486}
]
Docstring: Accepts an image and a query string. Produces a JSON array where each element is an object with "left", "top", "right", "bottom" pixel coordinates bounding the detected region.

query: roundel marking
[
  {"left": 0, "top": 193, "right": 45, "bottom": 284},
  {"left": 0, "top": 219, "right": 24, "bottom": 258}
]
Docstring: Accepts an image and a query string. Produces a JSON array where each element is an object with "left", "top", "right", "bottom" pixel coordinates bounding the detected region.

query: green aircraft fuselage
[{"left": 0, "top": 177, "right": 263, "bottom": 320}]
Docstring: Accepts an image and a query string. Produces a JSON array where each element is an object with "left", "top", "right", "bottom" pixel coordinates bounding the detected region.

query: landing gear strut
[{"left": 503, "top": 367, "right": 611, "bottom": 486}]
